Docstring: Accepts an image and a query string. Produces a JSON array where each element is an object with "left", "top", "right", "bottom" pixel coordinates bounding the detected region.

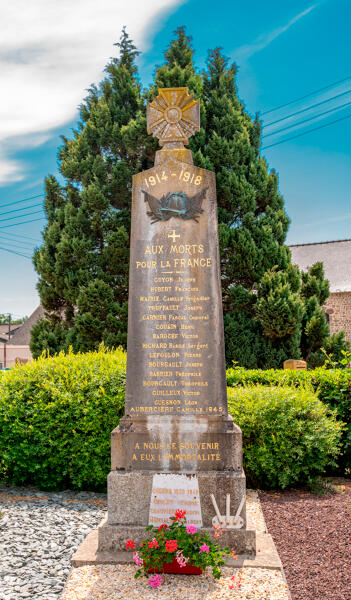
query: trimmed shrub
[
  {"left": 0, "top": 348, "right": 346, "bottom": 490},
  {"left": 0, "top": 347, "right": 126, "bottom": 490},
  {"left": 228, "top": 385, "right": 343, "bottom": 489},
  {"left": 227, "top": 366, "right": 351, "bottom": 473}
]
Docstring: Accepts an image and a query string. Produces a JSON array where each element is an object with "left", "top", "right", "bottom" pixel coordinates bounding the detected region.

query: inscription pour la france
[{"left": 130, "top": 164, "right": 222, "bottom": 417}]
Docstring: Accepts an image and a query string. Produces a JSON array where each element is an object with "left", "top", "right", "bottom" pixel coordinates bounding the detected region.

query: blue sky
[{"left": 0, "top": 0, "right": 350, "bottom": 317}]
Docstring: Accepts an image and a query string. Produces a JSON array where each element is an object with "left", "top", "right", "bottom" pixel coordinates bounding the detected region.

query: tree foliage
[{"left": 33, "top": 26, "right": 345, "bottom": 367}]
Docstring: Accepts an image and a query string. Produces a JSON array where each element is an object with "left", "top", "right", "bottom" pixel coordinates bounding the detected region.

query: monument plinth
[{"left": 98, "top": 88, "right": 256, "bottom": 558}]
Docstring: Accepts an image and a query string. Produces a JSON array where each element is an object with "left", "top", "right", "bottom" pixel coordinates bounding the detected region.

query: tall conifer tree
[
  {"left": 33, "top": 27, "right": 344, "bottom": 367},
  {"left": 32, "top": 28, "right": 147, "bottom": 354}
]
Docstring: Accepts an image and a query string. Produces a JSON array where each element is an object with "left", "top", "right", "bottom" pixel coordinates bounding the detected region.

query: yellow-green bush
[
  {"left": 226, "top": 366, "right": 351, "bottom": 473},
  {"left": 0, "top": 347, "right": 126, "bottom": 490},
  {"left": 0, "top": 349, "right": 344, "bottom": 490},
  {"left": 228, "top": 385, "right": 343, "bottom": 489}
]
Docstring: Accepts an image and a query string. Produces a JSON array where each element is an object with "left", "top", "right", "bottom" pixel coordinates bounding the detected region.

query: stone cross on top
[{"left": 147, "top": 87, "right": 200, "bottom": 147}]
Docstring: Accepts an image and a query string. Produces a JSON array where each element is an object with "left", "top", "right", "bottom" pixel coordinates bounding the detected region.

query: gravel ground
[
  {"left": 0, "top": 486, "right": 106, "bottom": 600},
  {"left": 0, "top": 485, "right": 289, "bottom": 600},
  {"left": 259, "top": 478, "right": 351, "bottom": 600},
  {"left": 61, "top": 488, "right": 289, "bottom": 600},
  {"left": 62, "top": 564, "right": 289, "bottom": 600}
]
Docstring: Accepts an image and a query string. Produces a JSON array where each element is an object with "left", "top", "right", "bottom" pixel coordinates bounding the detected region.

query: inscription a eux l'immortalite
[{"left": 113, "top": 88, "right": 234, "bottom": 473}]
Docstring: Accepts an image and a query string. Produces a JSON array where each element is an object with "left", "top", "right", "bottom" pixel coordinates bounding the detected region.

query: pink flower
[
  {"left": 186, "top": 524, "right": 197, "bottom": 534},
  {"left": 148, "top": 574, "right": 163, "bottom": 588},
  {"left": 199, "top": 543, "right": 210, "bottom": 554},
  {"left": 132, "top": 551, "right": 143, "bottom": 566},
  {"left": 176, "top": 550, "right": 189, "bottom": 568}
]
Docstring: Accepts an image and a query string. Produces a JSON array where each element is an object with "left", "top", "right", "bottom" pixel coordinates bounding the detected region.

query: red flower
[
  {"left": 148, "top": 538, "right": 159, "bottom": 549},
  {"left": 174, "top": 509, "right": 186, "bottom": 521},
  {"left": 158, "top": 524, "right": 168, "bottom": 530},
  {"left": 126, "top": 539, "right": 135, "bottom": 550},
  {"left": 165, "top": 539, "right": 178, "bottom": 552}
]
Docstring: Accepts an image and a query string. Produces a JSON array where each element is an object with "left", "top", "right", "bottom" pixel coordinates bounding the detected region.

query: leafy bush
[
  {"left": 228, "top": 385, "right": 343, "bottom": 489},
  {"left": 0, "top": 347, "right": 347, "bottom": 491},
  {"left": 0, "top": 346, "right": 126, "bottom": 490},
  {"left": 226, "top": 366, "right": 351, "bottom": 473}
]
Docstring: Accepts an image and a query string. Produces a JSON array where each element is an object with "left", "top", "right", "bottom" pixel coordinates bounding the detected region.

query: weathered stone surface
[
  {"left": 73, "top": 529, "right": 281, "bottom": 568},
  {"left": 106, "top": 469, "right": 247, "bottom": 528},
  {"left": 98, "top": 520, "right": 256, "bottom": 556},
  {"left": 111, "top": 415, "right": 242, "bottom": 472},
  {"left": 125, "top": 159, "right": 227, "bottom": 424},
  {"left": 283, "top": 359, "right": 307, "bottom": 370}
]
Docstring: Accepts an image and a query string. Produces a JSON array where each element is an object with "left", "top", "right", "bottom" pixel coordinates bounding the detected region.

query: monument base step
[
  {"left": 97, "top": 516, "right": 256, "bottom": 556},
  {"left": 72, "top": 520, "right": 281, "bottom": 569}
]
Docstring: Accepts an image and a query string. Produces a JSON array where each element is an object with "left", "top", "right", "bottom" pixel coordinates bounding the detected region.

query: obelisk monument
[{"left": 97, "top": 88, "right": 255, "bottom": 557}]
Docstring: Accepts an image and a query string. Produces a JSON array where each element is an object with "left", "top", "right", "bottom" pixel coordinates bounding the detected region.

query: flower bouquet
[{"left": 126, "top": 510, "right": 232, "bottom": 588}]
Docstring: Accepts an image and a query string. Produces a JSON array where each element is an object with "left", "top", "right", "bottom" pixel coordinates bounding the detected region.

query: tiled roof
[
  {"left": 0, "top": 324, "right": 21, "bottom": 335},
  {"left": 290, "top": 239, "right": 351, "bottom": 293},
  {"left": 8, "top": 305, "right": 45, "bottom": 346}
]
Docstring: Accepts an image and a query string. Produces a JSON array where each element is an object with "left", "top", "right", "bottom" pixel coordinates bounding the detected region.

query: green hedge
[
  {"left": 0, "top": 347, "right": 126, "bottom": 490},
  {"left": 227, "top": 366, "right": 351, "bottom": 473},
  {"left": 0, "top": 349, "right": 347, "bottom": 490},
  {"left": 228, "top": 385, "right": 343, "bottom": 489}
]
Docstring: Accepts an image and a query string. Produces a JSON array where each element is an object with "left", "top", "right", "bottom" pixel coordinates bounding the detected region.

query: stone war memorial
[{"left": 76, "top": 87, "right": 256, "bottom": 562}]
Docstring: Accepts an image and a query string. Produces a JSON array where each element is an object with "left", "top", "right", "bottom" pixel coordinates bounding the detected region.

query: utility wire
[
  {"left": 0, "top": 246, "right": 31, "bottom": 259},
  {"left": 0, "top": 237, "right": 36, "bottom": 250},
  {"left": 0, "top": 202, "right": 42, "bottom": 217},
  {"left": 262, "top": 100, "right": 351, "bottom": 139},
  {"left": 0, "top": 231, "right": 41, "bottom": 242},
  {"left": 0, "top": 217, "right": 45, "bottom": 229},
  {"left": 0, "top": 209, "right": 43, "bottom": 223},
  {"left": 0, "top": 234, "right": 37, "bottom": 247},
  {"left": 261, "top": 75, "right": 351, "bottom": 115},
  {"left": 262, "top": 112, "right": 351, "bottom": 150},
  {"left": 263, "top": 89, "right": 351, "bottom": 128},
  {"left": 0, "top": 194, "right": 44, "bottom": 209}
]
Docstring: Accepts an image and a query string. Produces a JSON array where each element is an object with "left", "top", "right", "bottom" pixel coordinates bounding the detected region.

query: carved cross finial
[{"left": 147, "top": 87, "right": 200, "bottom": 147}]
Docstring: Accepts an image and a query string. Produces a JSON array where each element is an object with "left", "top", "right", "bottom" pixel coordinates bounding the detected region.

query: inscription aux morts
[{"left": 125, "top": 158, "right": 228, "bottom": 417}]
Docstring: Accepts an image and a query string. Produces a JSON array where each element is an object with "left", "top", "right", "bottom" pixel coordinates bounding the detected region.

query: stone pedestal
[
  {"left": 79, "top": 87, "right": 256, "bottom": 564},
  {"left": 111, "top": 414, "right": 242, "bottom": 472},
  {"left": 97, "top": 413, "right": 256, "bottom": 556},
  {"left": 97, "top": 468, "right": 256, "bottom": 555}
]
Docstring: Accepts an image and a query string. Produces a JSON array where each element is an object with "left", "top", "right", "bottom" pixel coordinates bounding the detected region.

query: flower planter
[{"left": 148, "top": 558, "right": 203, "bottom": 575}]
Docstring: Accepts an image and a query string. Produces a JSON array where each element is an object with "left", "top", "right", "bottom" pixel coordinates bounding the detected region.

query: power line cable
[
  {"left": 0, "top": 209, "right": 43, "bottom": 223},
  {"left": 0, "top": 217, "right": 45, "bottom": 229},
  {"left": 0, "top": 246, "right": 31, "bottom": 259},
  {"left": 261, "top": 75, "right": 351, "bottom": 115},
  {"left": 0, "top": 237, "right": 36, "bottom": 250},
  {"left": 0, "top": 202, "right": 42, "bottom": 217},
  {"left": 262, "top": 100, "right": 351, "bottom": 139},
  {"left": 263, "top": 89, "right": 351, "bottom": 128},
  {"left": 0, "top": 194, "right": 44, "bottom": 209},
  {"left": 0, "top": 231, "right": 41, "bottom": 242},
  {"left": 0, "top": 234, "right": 37, "bottom": 247},
  {"left": 262, "top": 112, "right": 351, "bottom": 150}
]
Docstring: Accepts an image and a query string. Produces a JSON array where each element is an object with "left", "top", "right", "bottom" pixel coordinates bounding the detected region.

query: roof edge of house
[{"left": 289, "top": 238, "right": 351, "bottom": 248}]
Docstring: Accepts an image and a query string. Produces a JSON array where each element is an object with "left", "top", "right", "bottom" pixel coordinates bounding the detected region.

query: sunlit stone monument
[{"left": 96, "top": 87, "right": 255, "bottom": 558}]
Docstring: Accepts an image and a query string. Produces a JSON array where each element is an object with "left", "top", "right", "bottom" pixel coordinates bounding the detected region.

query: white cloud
[
  {"left": 233, "top": 4, "right": 318, "bottom": 62},
  {"left": 0, "top": 153, "right": 25, "bottom": 184},
  {"left": 0, "top": 0, "right": 183, "bottom": 185}
]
